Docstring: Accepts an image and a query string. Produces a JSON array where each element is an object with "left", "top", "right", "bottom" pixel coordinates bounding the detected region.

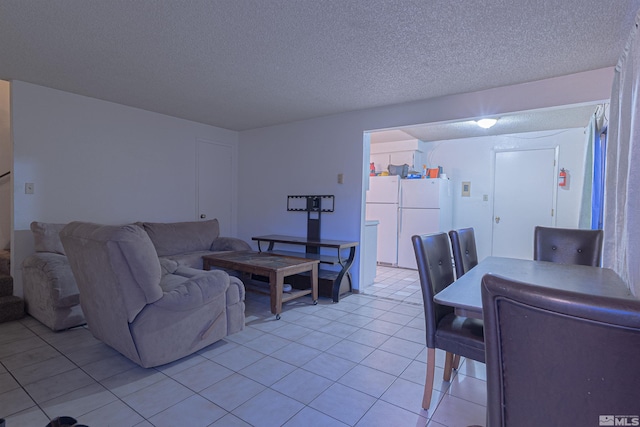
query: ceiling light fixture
[{"left": 476, "top": 118, "right": 498, "bottom": 129}]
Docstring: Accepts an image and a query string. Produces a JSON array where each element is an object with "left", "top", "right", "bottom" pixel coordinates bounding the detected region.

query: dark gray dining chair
[
  {"left": 412, "top": 232, "right": 485, "bottom": 409},
  {"left": 481, "top": 273, "right": 640, "bottom": 427},
  {"left": 533, "top": 226, "right": 603, "bottom": 266},
  {"left": 449, "top": 227, "right": 478, "bottom": 278}
]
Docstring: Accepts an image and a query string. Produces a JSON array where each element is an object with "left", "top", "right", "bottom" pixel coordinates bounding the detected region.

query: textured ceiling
[
  {"left": 370, "top": 103, "right": 602, "bottom": 143},
  {"left": 0, "top": 1, "right": 638, "bottom": 132}
]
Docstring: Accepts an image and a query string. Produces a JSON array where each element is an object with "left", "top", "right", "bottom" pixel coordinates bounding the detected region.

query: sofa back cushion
[
  {"left": 31, "top": 222, "right": 67, "bottom": 255},
  {"left": 60, "top": 222, "right": 163, "bottom": 323},
  {"left": 142, "top": 219, "right": 220, "bottom": 256}
]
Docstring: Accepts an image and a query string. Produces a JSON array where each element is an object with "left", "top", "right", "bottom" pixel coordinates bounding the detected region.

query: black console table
[{"left": 252, "top": 234, "right": 358, "bottom": 302}]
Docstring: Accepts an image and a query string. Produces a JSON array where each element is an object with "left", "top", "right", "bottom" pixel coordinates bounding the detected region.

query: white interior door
[
  {"left": 492, "top": 148, "right": 557, "bottom": 259},
  {"left": 197, "top": 140, "right": 235, "bottom": 236}
]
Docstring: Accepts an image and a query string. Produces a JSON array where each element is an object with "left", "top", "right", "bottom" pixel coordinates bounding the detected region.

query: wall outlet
[
  {"left": 25, "top": 182, "right": 34, "bottom": 194},
  {"left": 337, "top": 173, "right": 344, "bottom": 184}
]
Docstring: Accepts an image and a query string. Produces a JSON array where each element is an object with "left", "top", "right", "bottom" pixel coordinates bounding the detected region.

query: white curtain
[{"left": 604, "top": 11, "right": 640, "bottom": 296}]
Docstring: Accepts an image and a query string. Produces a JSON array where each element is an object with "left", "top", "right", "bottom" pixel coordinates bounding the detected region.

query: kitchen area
[
  {"left": 361, "top": 108, "right": 596, "bottom": 301},
  {"left": 363, "top": 137, "right": 452, "bottom": 300}
]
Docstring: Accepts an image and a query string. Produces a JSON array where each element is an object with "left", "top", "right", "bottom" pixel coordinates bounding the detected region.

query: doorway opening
[{"left": 360, "top": 103, "right": 602, "bottom": 302}]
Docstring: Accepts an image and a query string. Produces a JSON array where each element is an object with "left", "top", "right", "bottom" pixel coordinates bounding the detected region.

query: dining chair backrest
[
  {"left": 533, "top": 226, "right": 603, "bottom": 266},
  {"left": 481, "top": 273, "right": 640, "bottom": 427},
  {"left": 412, "top": 232, "right": 455, "bottom": 348},
  {"left": 449, "top": 227, "right": 478, "bottom": 278},
  {"left": 413, "top": 232, "right": 485, "bottom": 409}
]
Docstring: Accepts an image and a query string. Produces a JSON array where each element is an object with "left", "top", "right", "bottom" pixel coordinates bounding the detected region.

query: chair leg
[
  {"left": 443, "top": 351, "right": 455, "bottom": 381},
  {"left": 453, "top": 354, "right": 461, "bottom": 370},
  {"left": 423, "top": 347, "right": 436, "bottom": 409}
]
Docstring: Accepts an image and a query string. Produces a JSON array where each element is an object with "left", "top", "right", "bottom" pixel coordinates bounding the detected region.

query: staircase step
[
  {"left": 0, "top": 250, "right": 9, "bottom": 277},
  {"left": 0, "top": 295, "right": 24, "bottom": 323},
  {"left": 0, "top": 275, "right": 12, "bottom": 297}
]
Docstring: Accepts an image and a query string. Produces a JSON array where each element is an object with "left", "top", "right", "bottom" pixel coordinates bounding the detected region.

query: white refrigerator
[
  {"left": 397, "top": 179, "right": 452, "bottom": 269},
  {"left": 365, "top": 176, "right": 400, "bottom": 266}
]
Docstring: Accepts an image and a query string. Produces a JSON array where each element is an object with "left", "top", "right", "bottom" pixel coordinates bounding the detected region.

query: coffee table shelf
[{"left": 244, "top": 280, "right": 314, "bottom": 304}]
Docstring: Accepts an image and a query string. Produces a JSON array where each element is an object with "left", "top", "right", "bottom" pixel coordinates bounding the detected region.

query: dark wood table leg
[
  {"left": 269, "top": 270, "right": 285, "bottom": 320},
  {"left": 311, "top": 263, "right": 318, "bottom": 304}
]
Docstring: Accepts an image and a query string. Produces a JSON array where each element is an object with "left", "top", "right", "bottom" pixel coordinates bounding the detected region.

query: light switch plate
[
  {"left": 25, "top": 182, "right": 34, "bottom": 194},
  {"left": 462, "top": 181, "right": 470, "bottom": 197}
]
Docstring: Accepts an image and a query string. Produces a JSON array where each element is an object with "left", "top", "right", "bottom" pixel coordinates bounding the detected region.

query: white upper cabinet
[{"left": 370, "top": 139, "right": 426, "bottom": 172}]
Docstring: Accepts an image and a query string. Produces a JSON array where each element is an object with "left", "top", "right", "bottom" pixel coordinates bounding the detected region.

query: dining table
[{"left": 433, "top": 256, "right": 635, "bottom": 319}]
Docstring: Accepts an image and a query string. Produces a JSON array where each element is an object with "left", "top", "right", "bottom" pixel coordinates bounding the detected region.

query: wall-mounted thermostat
[{"left": 462, "top": 181, "right": 471, "bottom": 197}]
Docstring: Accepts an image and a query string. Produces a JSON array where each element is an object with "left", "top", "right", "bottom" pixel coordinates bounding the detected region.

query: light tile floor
[
  {"left": 362, "top": 265, "right": 423, "bottom": 305},
  {"left": 0, "top": 270, "right": 486, "bottom": 427}
]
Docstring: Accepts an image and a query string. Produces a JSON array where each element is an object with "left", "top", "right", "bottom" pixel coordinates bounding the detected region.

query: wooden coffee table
[{"left": 202, "top": 251, "right": 319, "bottom": 319}]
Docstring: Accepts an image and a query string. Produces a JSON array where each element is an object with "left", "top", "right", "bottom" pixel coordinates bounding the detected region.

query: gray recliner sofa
[
  {"left": 60, "top": 221, "right": 245, "bottom": 368},
  {"left": 22, "top": 219, "right": 250, "bottom": 331}
]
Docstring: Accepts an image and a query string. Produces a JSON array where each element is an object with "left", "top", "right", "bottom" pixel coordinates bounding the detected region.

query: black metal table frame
[{"left": 253, "top": 234, "right": 357, "bottom": 302}]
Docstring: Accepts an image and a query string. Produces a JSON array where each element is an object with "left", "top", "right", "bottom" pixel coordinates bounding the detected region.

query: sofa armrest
[
  {"left": 22, "top": 252, "right": 79, "bottom": 308},
  {"left": 153, "top": 270, "right": 229, "bottom": 311},
  {"left": 210, "top": 237, "right": 251, "bottom": 252},
  {"left": 226, "top": 275, "right": 245, "bottom": 305},
  {"left": 173, "top": 265, "right": 212, "bottom": 278}
]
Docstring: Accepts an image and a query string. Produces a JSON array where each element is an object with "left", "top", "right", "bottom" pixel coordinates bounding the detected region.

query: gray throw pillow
[{"left": 31, "top": 221, "right": 67, "bottom": 255}]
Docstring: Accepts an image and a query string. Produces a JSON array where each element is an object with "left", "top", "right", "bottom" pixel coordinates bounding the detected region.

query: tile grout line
[
  {"left": 18, "top": 319, "right": 160, "bottom": 424},
  {"left": 1, "top": 272, "right": 485, "bottom": 426}
]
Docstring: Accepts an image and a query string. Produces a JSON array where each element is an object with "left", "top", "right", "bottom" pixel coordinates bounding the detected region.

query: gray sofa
[
  {"left": 140, "top": 219, "right": 251, "bottom": 268},
  {"left": 22, "top": 219, "right": 250, "bottom": 331},
  {"left": 60, "top": 221, "right": 246, "bottom": 368},
  {"left": 22, "top": 222, "right": 85, "bottom": 331}
]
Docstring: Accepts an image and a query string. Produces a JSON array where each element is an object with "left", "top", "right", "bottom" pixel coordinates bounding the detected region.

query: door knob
[
  {"left": 200, "top": 214, "right": 206, "bottom": 219},
  {"left": 495, "top": 216, "right": 500, "bottom": 224}
]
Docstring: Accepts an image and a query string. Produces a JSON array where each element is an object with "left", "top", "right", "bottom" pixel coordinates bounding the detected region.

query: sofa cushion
[
  {"left": 153, "top": 271, "right": 229, "bottom": 311},
  {"left": 61, "top": 222, "right": 164, "bottom": 323},
  {"left": 22, "top": 252, "right": 79, "bottom": 308},
  {"left": 159, "top": 258, "right": 179, "bottom": 275},
  {"left": 31, "top": 222, "right": 67, "bottom": 255},
  {"left": 142, "top": 219, "right": 220, "bottom": 257},
  {"left": 163, "top": 250, "right": 216, "bottom": 270},
  {"left": 159, "top": 273, "right": 189, "bottom": 292}
]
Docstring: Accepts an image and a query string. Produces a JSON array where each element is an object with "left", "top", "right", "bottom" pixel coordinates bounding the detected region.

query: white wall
[
  {"left": 0, "top": 81, "right": 10, "bottom": 250},
  {"left": 11, "top": 81, "right": 239, "bottom": 296},
  {"left": 8, "top": 68, "right": 614, "bottom": 297},
  {"left": 424, "top": 128, "right": 588, "bottom": 261},
  {"left": 237, "top": 68, "right": 614, "bottom": 291}
]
